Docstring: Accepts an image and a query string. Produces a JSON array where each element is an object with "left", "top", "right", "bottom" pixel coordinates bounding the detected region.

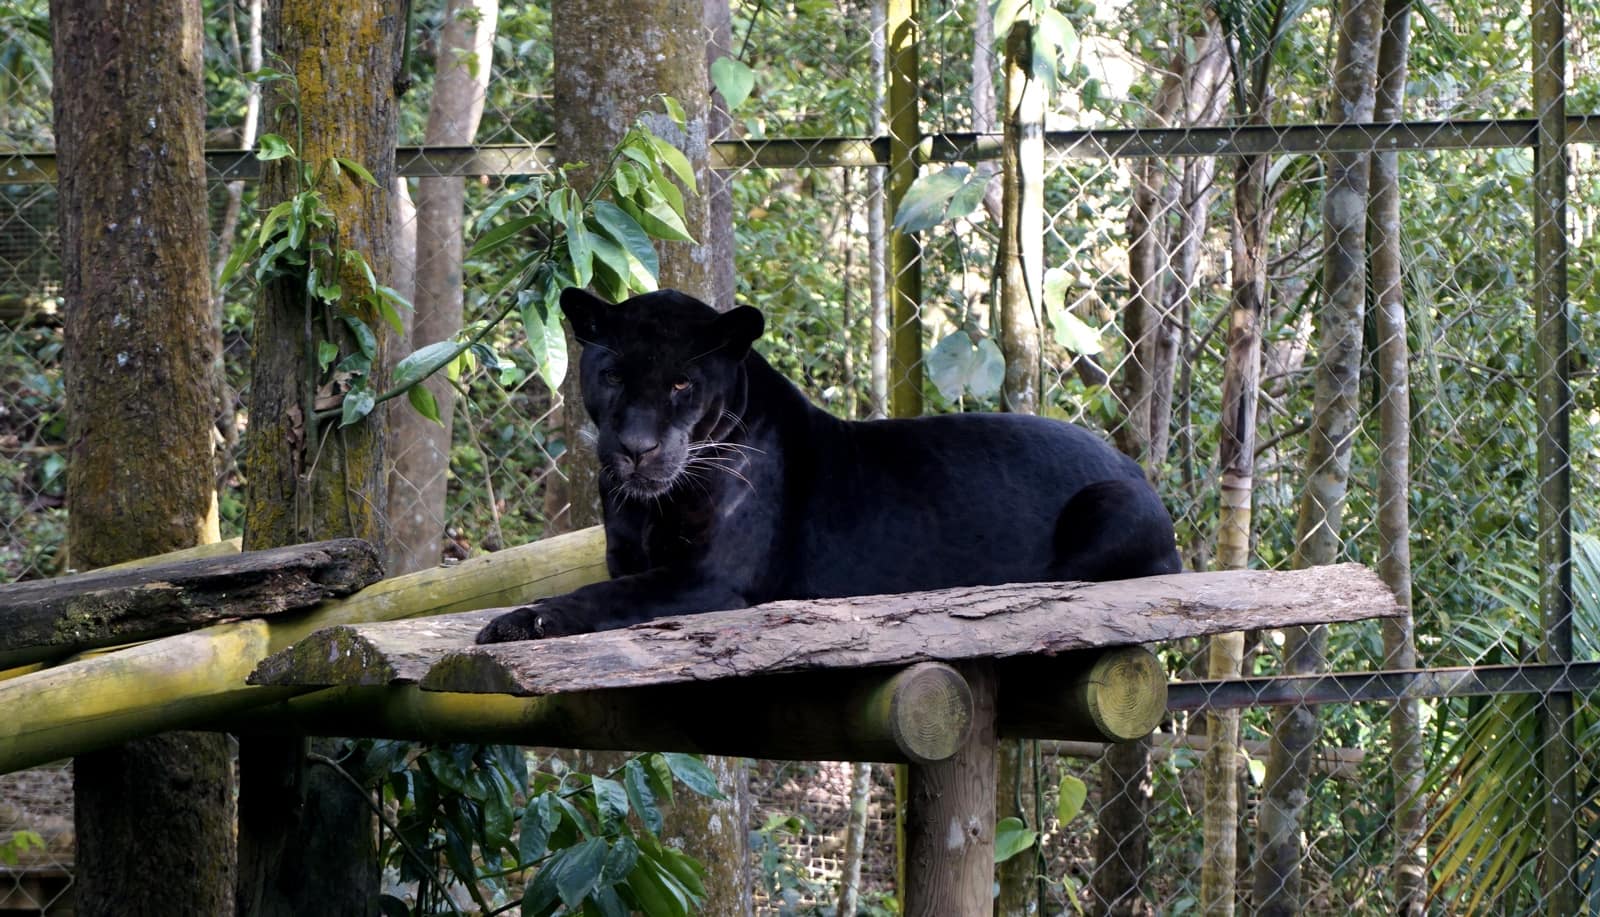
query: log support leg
[{"left": 904, "top": 661, "right": 998, "bottom": 916}]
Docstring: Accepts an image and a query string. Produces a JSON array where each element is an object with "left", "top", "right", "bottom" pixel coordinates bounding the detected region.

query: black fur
[{"left": 475, "top": 288, "right": 1181, "bottom": 643}]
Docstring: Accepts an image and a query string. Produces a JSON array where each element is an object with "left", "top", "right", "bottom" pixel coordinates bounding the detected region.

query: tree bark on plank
[
  {"left": 1251, "top": 0, "right": 1382, "bottom": 910},
  {"left": 51, "top": 0, "right": 234, "bottom": 909},
  {"left": 234, "top": 1, "right": 402, "bottom": 911}
]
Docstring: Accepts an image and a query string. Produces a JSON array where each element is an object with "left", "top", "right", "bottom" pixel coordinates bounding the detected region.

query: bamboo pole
[
  {"left": 0, "top": 526, "right": 606, "bottom": 775},
  {"left": 234, "top": 662, "right": 973, "bottom": 764}
]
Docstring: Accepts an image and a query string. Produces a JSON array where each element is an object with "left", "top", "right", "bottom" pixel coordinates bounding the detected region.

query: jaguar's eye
[
  {"left": 601, "top": 369, "right": 623, "bottom": 386},
  {"left": 671, "top": 376, "right": 692, "bottom": 392}
]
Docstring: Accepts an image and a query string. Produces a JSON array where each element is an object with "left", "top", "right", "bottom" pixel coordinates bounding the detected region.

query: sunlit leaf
[{"left": 710, "top": 56, "right": 756, "bottom": 110}]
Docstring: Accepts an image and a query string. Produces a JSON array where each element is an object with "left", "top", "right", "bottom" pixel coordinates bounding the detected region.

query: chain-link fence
[{"left": 4, "top": 0, "right": 1599, "bottom": 912}]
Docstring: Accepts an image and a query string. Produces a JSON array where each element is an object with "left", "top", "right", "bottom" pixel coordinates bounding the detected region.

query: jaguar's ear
[
  {"left": 559, "top": 287, "right": 611, "bottom": 345},
  {"left": 714, "top": 305, "right": 765, "bottom": 359}
]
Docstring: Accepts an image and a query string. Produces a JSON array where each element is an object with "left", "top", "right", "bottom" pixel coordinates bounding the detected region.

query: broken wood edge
[
  {"left": 998, "top": 646, "right": 1168, "bottom": 743},
  {"left": 247, "top": 625, "right": 400, "bottom": 687},
  {"left": 228, "top": 662, "right": 975, "bottom": 764}
]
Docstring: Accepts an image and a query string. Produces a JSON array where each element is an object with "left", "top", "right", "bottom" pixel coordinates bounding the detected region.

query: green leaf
[
  {"left": 969, "top": 335, "right": 1005, "bottom": 398},
  {"left": 710, "top": 57, "right": 756, "bottom": 110},
  {"left": 600, "top": 835, "right": 641, "bottom": 889},
  {"left": 317, "top": 340, "right": 339, "bottom": 372},
  {"left": 1050, "top": 309, "right": 1105, "bottom": 355},
  {"left": 520, "top": 793, "right": 560, "bottom": 866},
  {"left": 567, "top": 211, "right": 595, "bottom": 289},
  {"left": 946, "top": 169, "right": 993, "bottom": 223},
  {"left": 314, "top": 282, "right": 343, "bottom": 303},
  {"left": 406, "top": 382, "right": 442, "bottom": 424},
  {"left": 1056, "top": 773, "right": 1088, "bottom": 824},
  {"left": 257, "top": 200, "right": 295, "bottom": 246},
  {"left": 256, "top": 132, "right": 294, "bottom": 161},
  {"left": 624, "top": 758, "right": 664, "bottom": 836},
  {"left": 927, "top": 329, "right": 982, "bottom": 402},
  {"left": 342, "top": 315, "right": 378, "bottom": 359},
  {"left": 340, "top": 379, "right": 376, "bottom": 427},
  {"left": 891, "top": 166, "right": 972, "bottom": 233},
  {"left": 242, "top": 67, "right": 291, "bottom": 84},
  {"left": 592, "top": 201, "right": 660, "bottom": 287},
  {"left": 521, "top": 290, "right": 569, "bottom": 390},
  {"left": 334, "top": 156, "right": 378, "bottom": 187},
  {"left": 661, "top": 95, "right": 687, "bottom": 126},
  {"left": 591, "top": 776, "right": 629, "bottom": 827},
  {"left": 619, "top": 194, "right": 694, "bottom": 244},
  {"left": 647, "top": 134, "right": 698, "bottom": 194},
  {"left": 660, "top": 753, "right": 725, "bottom": 800},
  {"left": 470, "top": 213, "right": 549, "bottom": 259},
  {"left": 394, "top": 340, "right": 465, "bottom": 391},
  {"left": 217, "top": 230, "right": 262, "bottom": 288},
  {"left": 994, "top": 816, "right": 1036, "bottom": 863},
  {"left": 555, "top": 837, "right": 610, "bottom": 907}
]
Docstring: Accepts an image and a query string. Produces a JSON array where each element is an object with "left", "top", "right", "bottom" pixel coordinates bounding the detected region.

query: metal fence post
[{"left": 1532, "top": 0, "right": 1574, "bottom": 909}]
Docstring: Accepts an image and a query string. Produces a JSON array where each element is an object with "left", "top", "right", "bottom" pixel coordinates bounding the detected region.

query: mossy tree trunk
[
  {"left": 549, "top": 2, "right": 752, "bottom": 910},
  {"left": 385, "top": 0, "right": 498, "bottom": 576},
  {"left": 235, "top": 1, "right": 400, "bottom": 914},
  {"left": 52, "top": 0, "right": 233, "bottom": 911},
  {"left": 1251, "top": 0, "right": 1381, "bottom": 910}
]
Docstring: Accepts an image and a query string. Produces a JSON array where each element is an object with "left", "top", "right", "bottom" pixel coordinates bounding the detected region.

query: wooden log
[
  {"left": 0, "top": 539, "right": 381, "bottom": 668},
  {"left": 0, "top": 526, "right": 606, "bottom": 776},
  {"left": 904, "top": 661, "right": 997, "bottom": 917},
  {"left": 232, "top": 662, "right": 972, "bottom": 764},
  {"left": 999, "top": 646, "right": 1168, "bottom": 743},
  {"left": 419, "top": 563, "right": 1398, "bottom": 697}
]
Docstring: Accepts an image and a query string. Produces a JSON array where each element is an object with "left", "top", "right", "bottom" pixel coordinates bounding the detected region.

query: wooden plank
[
  {"left": 0, "top": 539, "right": 382, "bottom": 667},
  {"left": 410, "top": 563, "right": 1397, "bottom": 697}
]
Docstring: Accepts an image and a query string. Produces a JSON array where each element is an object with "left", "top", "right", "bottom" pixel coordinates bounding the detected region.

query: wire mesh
[{"left": 3, "top": 0, "right": 1600, "bottom": 912}]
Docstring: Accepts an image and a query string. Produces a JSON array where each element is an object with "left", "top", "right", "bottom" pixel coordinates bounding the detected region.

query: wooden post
[{"left": 904, "top": 661, "right": 997, "bottom": 916}]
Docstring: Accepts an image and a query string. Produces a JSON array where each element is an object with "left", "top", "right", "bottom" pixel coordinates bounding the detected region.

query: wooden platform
[{"left": 243, "top": 563, "right": 1401, "bottom": 762}]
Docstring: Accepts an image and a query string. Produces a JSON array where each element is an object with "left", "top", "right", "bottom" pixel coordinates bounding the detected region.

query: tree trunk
[
  {"left": 994, "top": 22, "right": 1046, "bottom": 910},
  {"left": 1089, "top": 741, "right": 1153, "bottom": 916},
  {"left": 385, "top": 0, "right": 499, "bottom": 576},
  {"left": 235, "top": 1, "right": 400, "bottom": 913},
  {"left": 1251, "top": 0, "right": 1382, "bottom": 911},
  {"left": 550, "top": 2, "right": 751, "bottom": 909},
  {"left": 996, "top": 19, "right": 1043, "bottom": 415},
  {"left": 837, "top": 762, "right": 873, "bottom": 916},
  {"left": 1369, "top": 1, "right": 1423, "bottom": 911},
  {"left": 867, "top": 0, "right": 889, "bottom": 418},
  {"left": 52, "top": 0, "right": 233, "bottom": 910}
]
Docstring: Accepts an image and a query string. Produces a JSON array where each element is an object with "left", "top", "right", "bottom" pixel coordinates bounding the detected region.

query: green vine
[{"left": 218, "top": 71, "right": 697, "bottom": 439}]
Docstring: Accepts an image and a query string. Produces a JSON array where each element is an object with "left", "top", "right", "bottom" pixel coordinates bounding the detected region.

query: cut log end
[
  {"left": 1078, "top": 646, "right": 1168, "bottom": 742},
  {"left": 885, "top": 662, "right": 974, "bottom": 764},
  {"left": 998, "top": 646, "right": 1168, "bottom": 743}
]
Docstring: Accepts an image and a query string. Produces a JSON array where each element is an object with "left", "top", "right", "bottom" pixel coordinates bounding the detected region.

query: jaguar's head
[{"left": 561, "top": 287, "right": 764, "bottom": 501}]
